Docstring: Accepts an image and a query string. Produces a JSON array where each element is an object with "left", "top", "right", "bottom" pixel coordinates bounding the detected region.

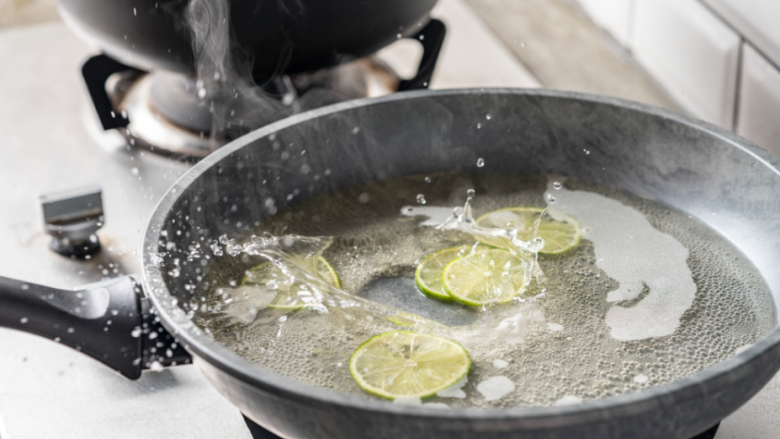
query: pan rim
[{"left": 142, "top": 87, "right": 780, "bottom": 425}]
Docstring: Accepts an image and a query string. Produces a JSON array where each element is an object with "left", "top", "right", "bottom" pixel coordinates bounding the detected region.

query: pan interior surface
[
  {"left": 142, "top": 89, "right": 780, "bottom": 431},
  {"left": 190, "top": 170, "right": 775, "bottom": 408}
]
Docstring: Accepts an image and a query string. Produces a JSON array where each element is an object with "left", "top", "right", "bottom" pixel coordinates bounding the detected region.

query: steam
[{"left": 184, "top": 0, "right": 293, "bottom": 146}]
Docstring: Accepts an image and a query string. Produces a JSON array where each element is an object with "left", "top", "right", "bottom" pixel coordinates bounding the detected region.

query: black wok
[
  {"left": 2, "top": 89, "right": 780, "bottom": 438},
  {"left": 58, "top": 0, "right": 440, "bottom": 82}
]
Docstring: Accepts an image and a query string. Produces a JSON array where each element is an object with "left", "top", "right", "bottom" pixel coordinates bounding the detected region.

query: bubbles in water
[
  {"left": 553, "top": 182, "right": 562, "bottom": 190},
  {"left": 476, "top": 158, "right": 485, "bottom": 168},
  {"left": 486, "top": 114, "right": 492, "bottom": 120},
  {"left": 131, "top": 327, "right": 142, "bottom": 337},
  {"left": 191, "top": 172, "right": 772, "bottom": 411},
  {"left": 466, "top": 188, "right": 476, "bottom": 199},
  {"left": 477, "top": 123, "right": 482, "bottom": 129},
  {"left": 20, "top": 317, "right": 28, "bottom": 324},
  {"left": 131, "top": 167, "right": 139, "bottom": 176},
  {"left": 416, "top": 194, "right": 426, "bottom": 204},
  {"left": 547, "top": 194, "right": 556, "bottom": 204},
  {"left": 425, "top": 177, "right": 431, "bottom": 183},
  {"left": 583, "top": 149, "right": 591, "bottom": 155}
]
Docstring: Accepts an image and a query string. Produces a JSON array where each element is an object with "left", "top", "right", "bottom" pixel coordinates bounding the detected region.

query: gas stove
[
  {"left": 0, "top": 0, "right": 775, "bottom": 438},
  {"left": 104, "top": 56, "right": 401, "bottom": 159}
]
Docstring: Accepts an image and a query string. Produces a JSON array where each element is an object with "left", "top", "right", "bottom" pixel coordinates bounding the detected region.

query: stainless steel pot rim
[{"left": 142, "top": 87, "right": 780, "bottom": 423}]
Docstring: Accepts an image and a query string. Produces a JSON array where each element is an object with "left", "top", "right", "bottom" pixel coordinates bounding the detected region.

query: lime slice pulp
[
  {"left": 415, "top": 246, "right": 476, "bottom": 301},
  {"left": 350, "top": 331, "right": 471, "bottom": 399},
  {"left": 476, "top": 206, "right": 580, "bottom": 255},
  {"left": 442, "top": 249, "right": 529, "bottom": 306},
  {"left": 241, "top": 256, "right": 340, "bottom": 310}
]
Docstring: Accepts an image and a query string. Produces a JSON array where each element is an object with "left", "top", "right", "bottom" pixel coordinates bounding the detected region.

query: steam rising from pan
[{"left": 183, "top": 0, "right": 295, "bottom": 147}]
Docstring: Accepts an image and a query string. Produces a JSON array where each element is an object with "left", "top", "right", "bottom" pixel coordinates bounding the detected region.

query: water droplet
[
  {"left": 547, "top": 194, "right": 556, "bottom": 204},
  {"left": 553, "top": 181, "right": 562, "bottom": 190},
  {"left": 20, "top": 317, "right": 28, "bottom": 324},
  {"left": 131, "top": 167, "right": 139, "bottom": 175},
  {"left": 21, "top": 284, "right": 29, "bottom": 290},
  {"left": 397, "top": 33, "right": 402, "bottom": 39},
  {"left": 476, "top": 158, "right": 485, "bottom": 167},
  {"left": 416, "top": 194, "right": 426, "bottom": 205},
  {"left": 149, "top": 361, "right": 164, "bottom": 372},
  {"left": 486, "top": 114, "right": 492, "bottom": 120},
  {"left": 424, "top": 177, "right": 431, "bottom": 183},
  {"left": 477, "top": 123, "right": 482, "bottom": 129},
  {"left": 149, "top": 331, "right": 158, "bottom": 340},
  {"left": 466, "top": 188, "right": 476, "bottom": 199},
  {"left": 67, "top": 327, "right": 74, "bottom": 333},
  {"left": 583, "top": 149, "right": 591, "bottom": 155},
  {"left": 197, "top": 88, "right": 206, "bottom": 98}
]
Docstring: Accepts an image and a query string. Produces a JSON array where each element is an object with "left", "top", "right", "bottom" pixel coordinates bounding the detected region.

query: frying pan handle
[
  {"left": 82, "top": 54, "right": 144, "bottom": 130},
  {"left": 397, "top": 18, "right": 447, "bottom": 91},
  {"left": 0, "top": 275, "right": 190, "bottom": 379}
]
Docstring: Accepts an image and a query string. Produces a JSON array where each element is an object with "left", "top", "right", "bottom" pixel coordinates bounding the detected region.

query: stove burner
[
  {"left": 80, "top": 19, "right": 446, "bottom": 160},
  {"left": 241, "top": 415, "right": 721, "bottom": 438},
  {"left": 101, "top": 57, "right": 401, "bottom": 159}
]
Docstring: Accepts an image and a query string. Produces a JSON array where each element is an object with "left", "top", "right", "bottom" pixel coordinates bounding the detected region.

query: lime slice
[
  {"left": 442, "top": 249, "right": 529, "bottom": 306},
  {"left": 476, "top": 206, "right": 580, "bottom": 255},
  {"left": 241, "top": 256, "right": 340, "bottom": 310},
  {"left": 350, "top": 331, "right": 471, "bottom": 400},
  {"left": 415, "top": 246, "right": 476, "bottom": 301}
]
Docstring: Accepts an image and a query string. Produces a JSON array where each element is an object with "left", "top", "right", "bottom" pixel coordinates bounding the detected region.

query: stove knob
[{"left": 40, "top": 186, "right": 104, "bottom": 258}]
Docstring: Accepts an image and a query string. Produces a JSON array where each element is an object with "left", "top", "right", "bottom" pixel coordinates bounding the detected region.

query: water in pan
[{"left": 192, "top": 172, "right": 775, "bottom": 408}]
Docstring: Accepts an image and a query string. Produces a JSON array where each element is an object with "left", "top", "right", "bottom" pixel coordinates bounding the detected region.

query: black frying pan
[{"left": 2, "top": 89, "right": 779, "bottom": 438}]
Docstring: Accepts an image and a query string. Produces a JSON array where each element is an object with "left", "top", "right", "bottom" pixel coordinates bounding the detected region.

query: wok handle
[
  {"left": 398, "top": 18, "right": 447, "bottom": 91},
  {"left": 0, "top": 275, "right": 190, "bottom": 379},
  {"left": 82, "top": 54, "right": 144, "bottom": 130}
]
